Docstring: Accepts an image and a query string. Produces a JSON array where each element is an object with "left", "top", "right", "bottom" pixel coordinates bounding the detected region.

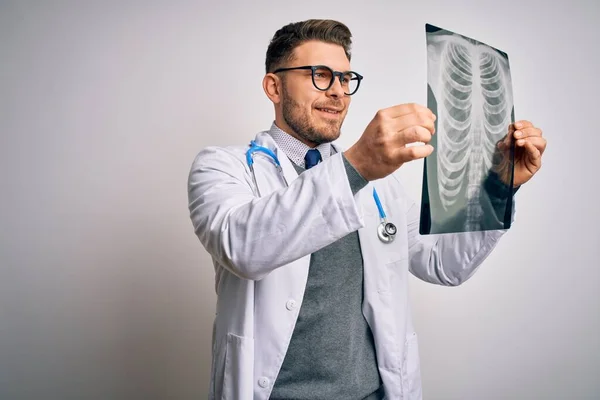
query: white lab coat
[{"left": 188, "top": 131, "right": 507, "bottom": 400}]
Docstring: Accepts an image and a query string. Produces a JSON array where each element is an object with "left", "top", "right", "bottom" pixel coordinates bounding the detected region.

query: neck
[{"left": 273, "top": 116, "right": 318, "bottom": 148}]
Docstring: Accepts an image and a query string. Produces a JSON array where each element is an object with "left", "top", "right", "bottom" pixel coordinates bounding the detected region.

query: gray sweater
[{"left": 270, "top": 155, "right": 383, "bottom": 400}]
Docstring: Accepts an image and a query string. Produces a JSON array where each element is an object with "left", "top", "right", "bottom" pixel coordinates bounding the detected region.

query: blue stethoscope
[{"left": 246, "top": 140, "right": 397, "bottom": 243}]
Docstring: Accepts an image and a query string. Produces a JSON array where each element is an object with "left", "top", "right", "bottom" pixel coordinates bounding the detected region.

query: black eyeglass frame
[{"left": 272, "top": 65, "right": 364, "bottom": 95}]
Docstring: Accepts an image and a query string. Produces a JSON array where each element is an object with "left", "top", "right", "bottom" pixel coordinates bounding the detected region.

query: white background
[{"left": 1, "top": 0, "right": 598, "bottom": 399}]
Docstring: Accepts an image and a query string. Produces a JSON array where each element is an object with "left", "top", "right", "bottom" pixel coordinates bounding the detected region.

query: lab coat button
[
  {"left": 258, "top": 377, "right": 270, "bottom": 388},
  {"left": 285, "top": 299, "right": 297, "bottom": 310}
]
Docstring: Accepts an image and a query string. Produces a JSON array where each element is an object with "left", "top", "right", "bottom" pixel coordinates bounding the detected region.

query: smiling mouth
[{"left": 316, "top": 107, "right": 342, "bottom": 115}]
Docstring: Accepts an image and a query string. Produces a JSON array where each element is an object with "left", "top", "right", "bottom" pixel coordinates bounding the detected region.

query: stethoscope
[
  {"left": 246, "top": 140, "right": 288, "bottom": 197},
  {"left": 246, "top": 140, "right": 397, "bottom": 243}
]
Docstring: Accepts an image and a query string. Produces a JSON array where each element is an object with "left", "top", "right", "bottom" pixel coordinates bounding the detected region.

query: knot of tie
[{"left": 304, "top": 149, "right": 322, "bottom": 169}]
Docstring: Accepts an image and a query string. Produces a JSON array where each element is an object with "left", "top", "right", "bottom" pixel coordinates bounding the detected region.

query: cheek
[
  {"left": 285, "top": 80, "right": 317, "bottom": 106},
  {"left": 300, "top": 98, "right": 319, "bottom": 115},
  {"left": 287, "top": 90, "right": 310, "bottom": 110},
  {"left": 292, "top": 100, "right": 312, "bottom": 118}
]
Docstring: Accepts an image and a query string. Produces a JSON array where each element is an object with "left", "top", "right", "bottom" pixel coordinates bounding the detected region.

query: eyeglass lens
[{"left": 312, "top": 66, "right": 359, "bottom": 94}]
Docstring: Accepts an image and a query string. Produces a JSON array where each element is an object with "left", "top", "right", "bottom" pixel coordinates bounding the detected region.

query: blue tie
[{"left": 304, "top": 149, "right": 322, "bottom": 169}]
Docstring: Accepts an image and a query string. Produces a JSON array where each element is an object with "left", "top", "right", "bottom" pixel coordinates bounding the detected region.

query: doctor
[{"left": 188, "top": 19, "right": 546, "bottom": 400}]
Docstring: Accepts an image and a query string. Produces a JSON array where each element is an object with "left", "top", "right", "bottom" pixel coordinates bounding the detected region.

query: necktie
[{"left": 304, "top": 149, "right": 322, "bottom": 169}]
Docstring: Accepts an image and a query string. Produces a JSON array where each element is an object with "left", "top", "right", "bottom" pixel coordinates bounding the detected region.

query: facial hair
[{"left": 281, "top": 84, "right": 344, "bottom": 145}]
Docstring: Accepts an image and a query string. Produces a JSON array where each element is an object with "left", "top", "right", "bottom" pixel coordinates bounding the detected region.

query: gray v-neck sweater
[{"left": 270, "top": 155, "right": 383, "bottom": 400}]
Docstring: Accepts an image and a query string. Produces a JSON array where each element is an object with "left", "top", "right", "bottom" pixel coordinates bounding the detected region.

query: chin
[
  {"left": 320, "top": 129, "right": 342, "bottom": 144},
  {"left": 323, "top": 122, "right": 343, "bottom": 137}
]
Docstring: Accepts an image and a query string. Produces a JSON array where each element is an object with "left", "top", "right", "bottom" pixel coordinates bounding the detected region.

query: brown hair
[{"left": 265, "top": 19, "right": 352, "bottom": 73}]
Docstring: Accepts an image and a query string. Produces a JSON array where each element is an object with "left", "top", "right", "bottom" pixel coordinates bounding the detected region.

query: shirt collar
[{"left": 267, "top": 122, "right": 333, "bottom": 169}]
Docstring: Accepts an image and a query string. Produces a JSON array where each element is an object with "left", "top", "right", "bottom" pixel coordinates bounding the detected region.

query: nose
[{"left": 326, "top": 75, "right": 345, "bottom": 98}]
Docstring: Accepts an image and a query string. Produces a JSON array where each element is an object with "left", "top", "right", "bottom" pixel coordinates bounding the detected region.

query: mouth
[{"left": 315, "top": 107, "right": 343, "bottom": 116}]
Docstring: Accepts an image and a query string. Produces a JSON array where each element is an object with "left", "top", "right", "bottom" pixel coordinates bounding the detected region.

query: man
[{"left": 188, "top": 19, "right": 546, "bottom": 400}]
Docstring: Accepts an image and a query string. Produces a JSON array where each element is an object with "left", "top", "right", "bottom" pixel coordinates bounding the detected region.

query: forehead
[{"left": 290, "top": 40, "right": 351, "bottom": 70}]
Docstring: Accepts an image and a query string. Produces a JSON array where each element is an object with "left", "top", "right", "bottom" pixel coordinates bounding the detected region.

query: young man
[{"left": 188, "top": 19, "right": 546, "bottom": 400}]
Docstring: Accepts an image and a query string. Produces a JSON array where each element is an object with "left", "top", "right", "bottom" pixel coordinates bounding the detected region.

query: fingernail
[
  {"left": 518, "top": 139, "right": 525, "bottom": 145},
  {"left": 515, "top": 131, "right": 522, "bottom": 138},
  {"left": 515, "top": 122, "right": 522, "bottom": 129}
]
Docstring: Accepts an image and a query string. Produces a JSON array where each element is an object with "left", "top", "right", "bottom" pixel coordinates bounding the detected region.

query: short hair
[{"left": 265, "top": 19, "right": 352, "bottom": 73}]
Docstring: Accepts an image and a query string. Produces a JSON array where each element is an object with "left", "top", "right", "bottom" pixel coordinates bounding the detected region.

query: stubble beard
[{"left": 281, "top": 88, "right": 343, "bottom": 145}]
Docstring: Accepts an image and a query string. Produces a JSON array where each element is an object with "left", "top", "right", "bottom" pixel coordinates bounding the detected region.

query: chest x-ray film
[{"left": 420, "top": 23, "right": 516, "bottom": 235}]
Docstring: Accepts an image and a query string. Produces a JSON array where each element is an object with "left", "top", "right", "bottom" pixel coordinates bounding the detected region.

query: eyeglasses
[{"left": 273, "top": 65, "right": 363, "bottom": 95}]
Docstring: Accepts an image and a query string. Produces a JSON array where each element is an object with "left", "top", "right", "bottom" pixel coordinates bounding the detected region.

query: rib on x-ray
[{"left": 420, "top": 24, "right": 516, "bottom": 235}]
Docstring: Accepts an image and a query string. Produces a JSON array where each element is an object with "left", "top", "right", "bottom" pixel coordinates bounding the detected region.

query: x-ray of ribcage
[{"left": 420, "top": 24, "right": 516, "bottom": 235}]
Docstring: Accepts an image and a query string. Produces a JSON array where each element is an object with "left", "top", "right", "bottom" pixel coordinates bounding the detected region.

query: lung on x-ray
[{"left": 420, "top": 24, "right": 516, "bottom": 235}]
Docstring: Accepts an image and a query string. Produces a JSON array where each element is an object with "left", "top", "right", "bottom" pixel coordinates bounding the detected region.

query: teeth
[{"left": 319, "top": 108, "right": 338, "bottom": 114}]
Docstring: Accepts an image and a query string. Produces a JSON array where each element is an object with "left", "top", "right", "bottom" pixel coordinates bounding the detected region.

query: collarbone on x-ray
[{"left": 428, "top": 32, "right": 514, "bottom": 231}]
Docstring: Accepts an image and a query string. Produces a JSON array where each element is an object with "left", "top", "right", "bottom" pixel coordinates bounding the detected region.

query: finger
[
  {"left": 395, "top": 144, "right": 434, "bottom": 163},
  {"left": 522, "top": 140, "right": 542, "bottom": 167},
  {"left": 514, "top": 127, "right": 542, "bottom": 139},
  {"left": 514, "top": 120, "right": 534, "bottom": 130},
  {"left": 381, "top": 103, "right": 436, "bottom": 120},
  {"left": 516, "top": 136, "right": 547, "bottom": 155},
  {"left": 397, "top": 125, "right": 433, "bottom": 147},
  {"left": 390, "top": 112, "right": 436, "bottom": 135}
]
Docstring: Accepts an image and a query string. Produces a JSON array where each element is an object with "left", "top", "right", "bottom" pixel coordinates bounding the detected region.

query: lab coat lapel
[
  {"left": 253, "top": 132, "right": 299, "bottom": 185},
  {"left": 251, "top": 131, "right": 310, "bottom": 304}
]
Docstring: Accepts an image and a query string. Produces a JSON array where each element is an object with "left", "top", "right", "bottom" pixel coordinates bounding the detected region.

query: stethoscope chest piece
[
  {"left": 377, "top": 221, "right": 397, "bottom": 243},
  {"left": 372, "top": 187, "right": 396, "bottom": 243}
]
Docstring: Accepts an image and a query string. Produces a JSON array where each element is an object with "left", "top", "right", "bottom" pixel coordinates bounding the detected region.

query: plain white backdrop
[{"left": 1, "top": 0, "right": 598, "bottom": 399}]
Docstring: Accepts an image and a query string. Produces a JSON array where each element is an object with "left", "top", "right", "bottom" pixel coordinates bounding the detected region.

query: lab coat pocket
[
  {"left": 221, "top": 333, "right": 254, "bottom": 400},
  {"left": 402, "top": 332, "right": 423, "bottom": 399}
]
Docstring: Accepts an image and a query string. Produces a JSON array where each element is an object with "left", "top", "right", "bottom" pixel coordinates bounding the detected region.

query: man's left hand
[{"left": 497, "top": 120, "right": 547, "bottom": 187}]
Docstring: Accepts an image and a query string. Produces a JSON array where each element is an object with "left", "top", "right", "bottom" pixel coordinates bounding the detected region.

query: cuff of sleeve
[
  {"left": 342, "top": 153, "right": 368, "bottom": 195},
  {"left": 484, "top": 171, "right": 520, "bottom": 199}
]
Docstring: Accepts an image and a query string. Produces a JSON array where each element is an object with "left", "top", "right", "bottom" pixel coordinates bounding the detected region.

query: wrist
[{"left": 343, "top": 147, "right": 373, "bottom": 181}]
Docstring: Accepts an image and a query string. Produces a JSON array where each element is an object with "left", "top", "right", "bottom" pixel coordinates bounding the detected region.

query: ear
[{"left": 263, "top": 73, "right": 282, "bottom": 104}]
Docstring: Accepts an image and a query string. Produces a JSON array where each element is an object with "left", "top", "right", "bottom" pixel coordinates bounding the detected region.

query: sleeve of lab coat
[
  {"left": 187, "top": 147, "right": 364, "bottom": 281},
  {"left": 393, "top": 175, "right": 512, "bottom": 286}
]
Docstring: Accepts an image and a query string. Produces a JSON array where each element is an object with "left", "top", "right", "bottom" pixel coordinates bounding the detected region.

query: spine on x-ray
[{"left": 438, "top": 40, "right": 509, "bottom": 230}]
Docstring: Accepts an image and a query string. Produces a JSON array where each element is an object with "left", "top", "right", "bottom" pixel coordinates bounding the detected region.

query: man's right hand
[{"left": 344, "top": 103, "right": 436, "bottom": 181}]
